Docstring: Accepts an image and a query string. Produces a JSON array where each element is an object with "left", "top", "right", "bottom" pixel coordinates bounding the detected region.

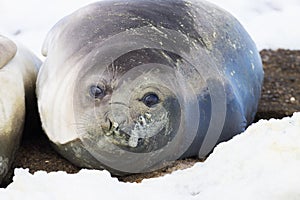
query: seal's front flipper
[{"left": 0, "top": 36, "right": 17, "bottom": 69}]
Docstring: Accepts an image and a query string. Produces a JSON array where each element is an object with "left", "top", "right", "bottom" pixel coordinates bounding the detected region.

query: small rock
[{"left": 290, "top": 97, "right": 296, "bottom": 103}]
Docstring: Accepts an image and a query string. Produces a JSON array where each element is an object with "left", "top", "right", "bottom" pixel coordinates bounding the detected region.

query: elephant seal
[
  {"left": 37, "top": 0, "right": 263, "bottom": 175},
  {"left": 0, "top": 35, "right": 41, "bottom": 184}
]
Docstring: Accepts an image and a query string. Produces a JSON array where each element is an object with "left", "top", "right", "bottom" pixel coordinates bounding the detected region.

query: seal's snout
[
  {"left": 111, "top": 121, "right": 119, "bottom": 131},
  {"left": 100, "top": 118, "right": 113, "bottom": 133},
  {"left": 107, "top": 119, "right": 114, "bottom": 131},
  {"left": 101, "top": 120, "right": 116, "bottom": 136}
]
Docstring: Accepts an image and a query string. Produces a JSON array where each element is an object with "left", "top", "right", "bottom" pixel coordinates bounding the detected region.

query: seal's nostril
[
  {"left": 145, "top": 112, "right": 152, "bottom": 120},
  {"left": 108, "top": 119, "right": 113, "bottom": 130},
  {"left": 112, "top": 122, "right": 119, "bottom": 130}
]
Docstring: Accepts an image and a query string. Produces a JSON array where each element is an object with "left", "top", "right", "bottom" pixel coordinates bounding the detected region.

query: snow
[
  {"left": 1, "top": 113, "right": 300, "bottom": 199},
  {"left": 0, "top": 0, "right": 300, "bottom": 199},
  {"left": 209, "top": 0, "right": 300, "bottom": 50}
]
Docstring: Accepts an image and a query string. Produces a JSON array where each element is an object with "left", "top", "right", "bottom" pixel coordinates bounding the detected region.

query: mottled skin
[
  {"left": 37, "top": 0, "right": 263, "bottom": 175},
  {"left": 0, "top": 35, "right": 41, "bottom": 183}
]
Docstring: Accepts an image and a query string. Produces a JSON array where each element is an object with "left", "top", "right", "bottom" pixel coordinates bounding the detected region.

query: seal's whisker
[
  {"left": 111, "top": 58, "right": 116, "bottom": 80},
  {"left": 109, "top": 102, "right": 129, "bottom": 108},
  {"left": 71, "top": 112, "right": 102, "bottom": 129}
]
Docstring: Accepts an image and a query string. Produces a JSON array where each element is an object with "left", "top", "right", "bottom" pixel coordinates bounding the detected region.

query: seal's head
[
  {"left": 74, "top": 49, "right": 182, "bottom": 153},
  {"left": 38, "top": 19, "right": 202, "bottom": 174},
  {"left": 50, "top": 45, "right": 202, "bottom": 174}
]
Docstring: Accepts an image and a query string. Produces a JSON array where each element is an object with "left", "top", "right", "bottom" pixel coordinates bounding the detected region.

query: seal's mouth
[
  {"left": 101, "top": 112, "right": 171, "bottom": 152},
  {"left": 100, "top": 118, "right": 128, "bottom": 146}
]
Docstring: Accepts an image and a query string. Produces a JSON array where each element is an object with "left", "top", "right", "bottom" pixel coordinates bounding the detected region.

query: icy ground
[{"left": 1, "top": 113, "right": 300, "bottom": 199}]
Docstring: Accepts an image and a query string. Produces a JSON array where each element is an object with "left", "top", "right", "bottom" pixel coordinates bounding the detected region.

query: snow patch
[{"left": 1, "top": 113, "right": 300, "bottom": 199}]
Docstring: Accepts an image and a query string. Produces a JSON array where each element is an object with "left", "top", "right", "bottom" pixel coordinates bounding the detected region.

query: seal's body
[
  {"left": 0, "top": 35, "right": 40, "bottom": 183},
  {"left": 37, "top": 0, "right": 263, "bottom": 174}
]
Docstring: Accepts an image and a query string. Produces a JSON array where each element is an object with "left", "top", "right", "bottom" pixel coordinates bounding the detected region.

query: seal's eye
[
  {"left": 142, "top": 93, "right": 159, "bottom": 107},
  {"left": 89, "top": 85, "right": 105, "bottom": 99}
]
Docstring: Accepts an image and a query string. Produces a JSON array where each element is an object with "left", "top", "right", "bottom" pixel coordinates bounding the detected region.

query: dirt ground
[{"left": 5, "top": 49, "right": 300, "bottom": 185}]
